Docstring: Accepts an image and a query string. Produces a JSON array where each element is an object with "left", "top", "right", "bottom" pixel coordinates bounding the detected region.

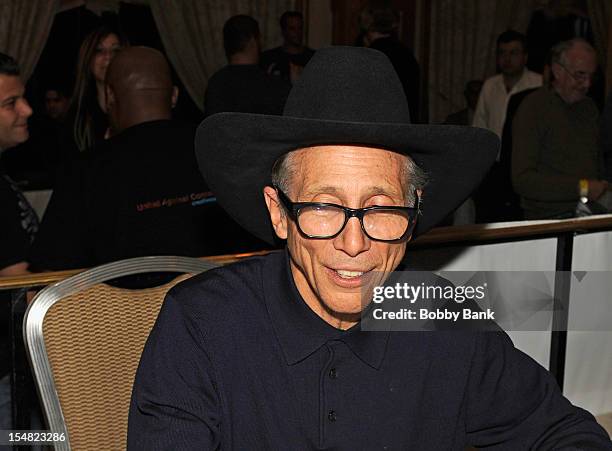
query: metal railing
[{"left": 3, "top": 214, "right": 612, "bottom": 437}]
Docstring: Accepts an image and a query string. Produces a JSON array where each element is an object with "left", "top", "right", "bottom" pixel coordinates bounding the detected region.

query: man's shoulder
[
  {"left": 167, "top": 252, "right": 278, "bottom": 318},
  {"left": 77, "top": 119, "right": 205, "bottom": 223},
  {"left": 480, "top": 74, "right": 503, "bottom": 98},
  {"left": 444, "top": 108, "right": 469, "bottom": 125},
  {"left": 206, "top": 66, "right": 233, "bottom": 88},
  {"left": 524, "top": 70, "right": 543, "bottom": 84},
  {"left": 117, "top": 119, "right": 194, "bottom": 138},
  {"left": 515, "top": 86, "right": 549, "bottom": 113},
  {"left": 94, "top": 120, "right": 195, "bottom": 163}
]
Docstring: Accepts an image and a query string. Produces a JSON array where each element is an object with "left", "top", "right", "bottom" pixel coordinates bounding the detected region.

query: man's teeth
[{"left": 335, "top": 270, "right": 364, "bottom": 279}]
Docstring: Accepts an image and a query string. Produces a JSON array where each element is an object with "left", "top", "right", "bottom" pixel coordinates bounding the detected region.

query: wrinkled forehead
[
  {"left": 288, "top": 145, "right": 408, "bottom": 195},
  {"left": 563, "top": 45, "right": 597, "bottom": 68}
]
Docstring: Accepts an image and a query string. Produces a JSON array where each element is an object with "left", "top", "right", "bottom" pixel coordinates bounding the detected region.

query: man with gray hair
[
  {"left": 128, "top": 46, "right": 611, "bottom": 449},
  {"left": 513, "top": 38, "right": 609, "bottom": 219}
]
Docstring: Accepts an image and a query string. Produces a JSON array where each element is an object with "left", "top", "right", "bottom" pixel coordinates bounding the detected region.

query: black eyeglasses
[
  {"left": 275, "top": 186, "right": 420, "bottom": 242},
  {"left": 557, "top": 62, "right": 596, "bottom": 84}
]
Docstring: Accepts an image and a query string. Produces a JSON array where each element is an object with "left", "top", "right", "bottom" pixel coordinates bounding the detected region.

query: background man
[
  {"left": 473, "top": 30, "right": 542, "bottom": 138},
  {"left": 513, "top": 38, "right": 608, "bottom": 219},
  {"left": 44, "top": 85, "right": 69, "bottom": 121},
  {"left": 0, "top": 52, "right": 36, "bottom": 277},
  {"left": 204, "top": 15, "right": 290, "bottom": 117},
  {"left": 443, "top": 80, "right": 483, "bottom": 225},
  {"left": 0, "top": 82, "right": 70, "bottom": 190},
  {"left": 444, "top": 79, "right": 483, "bottom": 126},
  {"left": 360, "top": 6, "right": 420, "bottom": 122},
  {"left": 0, "top": 52, "right": 36, "bottom": 431},
  {"left": 128, "top": 47, "right": 610, "bottom": 449},
  {"left": 260, "top": 11, "right": 314, "bottom": 84}
]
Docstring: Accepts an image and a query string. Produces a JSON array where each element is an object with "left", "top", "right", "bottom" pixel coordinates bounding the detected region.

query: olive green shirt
[{"left": 512, "top": 86, "right": 602, "bottom": 219}]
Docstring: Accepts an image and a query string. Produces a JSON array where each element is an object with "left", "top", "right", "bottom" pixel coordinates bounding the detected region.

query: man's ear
[
  {"left": 404, "top": 188, "right": 423, "bottom": 243},
  {"left": 263, "top": 186, "right": 288, "bottom": 240},
  {"left": 171, "top": 86, "right": 179, "bottom": 109}
]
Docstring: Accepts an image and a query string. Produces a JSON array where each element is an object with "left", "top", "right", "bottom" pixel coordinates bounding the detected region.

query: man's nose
[
  {"left": 19, "top": 98, "right": 32, "bottom": 118},
  {"left": 582, "top": 77, "right": 592, "bottom": 90},
  {"left": 333, "top": 216, "right": 370, "bottom": 257}
]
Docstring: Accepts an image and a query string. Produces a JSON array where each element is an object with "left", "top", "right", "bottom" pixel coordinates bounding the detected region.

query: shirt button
[
  {"left": 329, "top": 368, "right": 338, "bottom": 379},
  {"left": 328, "top": 410, "right": 337, "bottom": 422}
]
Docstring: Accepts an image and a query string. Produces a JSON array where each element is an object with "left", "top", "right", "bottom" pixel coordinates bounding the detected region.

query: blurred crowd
[{"left": 1, "top": 4, "right": 611, "bottom": 281}]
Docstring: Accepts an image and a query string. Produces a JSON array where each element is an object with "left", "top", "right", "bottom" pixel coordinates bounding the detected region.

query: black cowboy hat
[{"left": 196, "top": 46, "right": 498, "bottom": 244}]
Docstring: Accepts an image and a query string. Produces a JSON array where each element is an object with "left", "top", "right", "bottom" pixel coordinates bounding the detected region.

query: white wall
[{"left": 409, "top": 231, "right": 612, "bottom": 416}]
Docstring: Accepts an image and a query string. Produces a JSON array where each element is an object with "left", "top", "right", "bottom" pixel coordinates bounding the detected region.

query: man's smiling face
[
  {"left": 0, "top": 74, "right": 31, "bottom": 149},
  {"left": 264, "top": 145, "right": 413, "bottom": 329}
]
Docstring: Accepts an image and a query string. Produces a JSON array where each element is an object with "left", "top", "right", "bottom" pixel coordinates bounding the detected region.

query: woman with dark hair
[{"left": 63, "top": 26, "right": 127, "bottom": 155}]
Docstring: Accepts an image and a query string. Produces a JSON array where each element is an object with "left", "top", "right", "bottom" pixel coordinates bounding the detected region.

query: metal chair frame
[{"left": 23, "top": 255, "right": 218, "bottom": 450}]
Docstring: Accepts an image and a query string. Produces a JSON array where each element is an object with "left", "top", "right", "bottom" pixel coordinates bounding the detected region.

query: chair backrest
[{"left": 23, "top": 256, "right": 218, "bottom": 451}]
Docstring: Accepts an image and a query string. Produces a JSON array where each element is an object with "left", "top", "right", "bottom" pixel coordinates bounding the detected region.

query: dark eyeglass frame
[
  {"left": 557, "top": 62, "right": 596, "bottom": 84},
  {"left": 274, "top": 185, "right": 420, "bottom": 242}
]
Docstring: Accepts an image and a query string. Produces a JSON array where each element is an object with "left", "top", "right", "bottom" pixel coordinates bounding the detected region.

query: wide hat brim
[{"left": 196, "top": 113, "right": 499, "bottom": 244}]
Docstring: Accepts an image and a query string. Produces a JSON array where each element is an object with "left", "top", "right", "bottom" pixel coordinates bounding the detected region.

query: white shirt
[{"left": 472, "top": 69, "right": 542, "bottom": 138}]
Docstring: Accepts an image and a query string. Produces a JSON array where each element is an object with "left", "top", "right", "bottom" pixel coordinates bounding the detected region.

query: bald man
[
  {"left": 29, "top": 47, "right": 267, "bottom": 272},
  {"left": 105, "top": 46, "right": 178, "bottom": 135}
]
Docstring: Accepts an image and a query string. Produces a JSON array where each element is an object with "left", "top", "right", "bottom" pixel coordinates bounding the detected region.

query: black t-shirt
[
  {"left": 369, "top": 37, "right": 420, "bottom": 123},
  {"left": 203, "top": 65, "right": 290, "bottom": 117},
  {"left": 260, "top": 46, "right": 315, "bottom": 83},
  {"left": 29, "top": 120, "right": 268, "bottom": 271},
  {"left": 0, "top": 170, "right": 38, "bottom": 376},
  {"left": 0, "top": 171, "right": 38, "bottom": 269}
]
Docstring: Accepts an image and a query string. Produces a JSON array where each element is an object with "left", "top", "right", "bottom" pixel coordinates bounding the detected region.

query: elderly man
[
  {"left": 128, "top": 47, "right": 611, "bottom": 449},
  {"left": 513, "top": 38, "right": 608, "bottom": 219}
]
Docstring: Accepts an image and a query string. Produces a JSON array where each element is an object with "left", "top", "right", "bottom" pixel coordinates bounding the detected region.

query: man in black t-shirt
[
  {"left": 30, "top": 47, "right": 267, "bottom": 272},
  {"left": 0, "top": 53, "right": 36, "bottom": 277},
  {"left": 360, "top": 7, "right": 420, "bottom": 123},
  {"left": 204, "top": 15, "right": 290, "bottom": 117},
  {"left": 260, "top": 11, "right": 315, "bottom": 84}
]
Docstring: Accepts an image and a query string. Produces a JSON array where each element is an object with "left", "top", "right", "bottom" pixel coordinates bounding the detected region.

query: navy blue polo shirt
[{"left": 128, "top": 250, "right": 611, "bottom": 450}]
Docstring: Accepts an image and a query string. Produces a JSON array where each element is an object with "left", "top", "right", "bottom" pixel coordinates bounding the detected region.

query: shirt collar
[{"left": 262, "top": 249, "right": 389, "bottom": 369}]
